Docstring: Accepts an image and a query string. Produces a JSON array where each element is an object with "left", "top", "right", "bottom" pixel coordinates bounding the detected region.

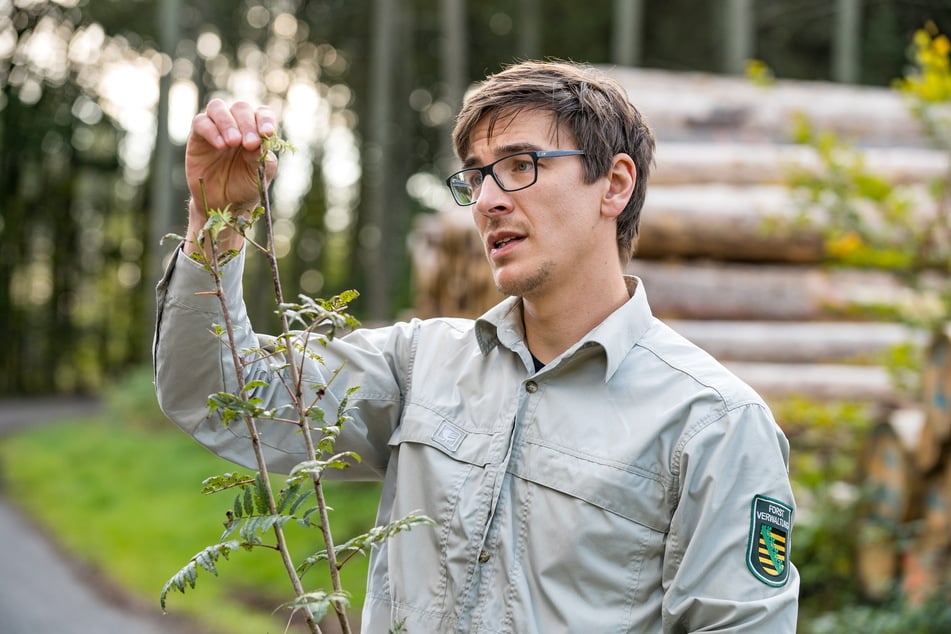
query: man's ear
[{"left": 601, "top": 153, "right": 636, "bottom": 219}]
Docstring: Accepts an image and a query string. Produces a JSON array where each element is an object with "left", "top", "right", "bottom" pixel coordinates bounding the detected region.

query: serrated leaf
[
  {"left": 282, "top": 590, "right": 349, "bottom": 624},
  {"left": 201, "top": 472, "right": 255, "bottom": 495},
  {"left": 243, "top": 485, "right": 254, "bottom": 516},
  {"left": 298, "top": 512, "right": 435, "bottom": 576},
  {"left": 289, "top": 452, "right": 360, "bottom": 480},
  {"left": 253, "top": 473, "right": 270, "bottom": 515},
  {"left": 288, "top": 488, "right": 314, "bottom": 515},
  {"left": 276, "top": 482, "right": 302, "bottom": 513},
  {"left": 160, "top": 541, "right": 240, "bottom": 610}
]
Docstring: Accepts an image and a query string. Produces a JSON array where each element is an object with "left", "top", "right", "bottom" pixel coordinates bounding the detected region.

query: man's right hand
[{"left": 184, "top": 99, "right": 279, "bottom": 256}]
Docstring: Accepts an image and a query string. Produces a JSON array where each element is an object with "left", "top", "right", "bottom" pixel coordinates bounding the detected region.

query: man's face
[{"left": 465, "top": 109, "right": 615, "bottom": 300}]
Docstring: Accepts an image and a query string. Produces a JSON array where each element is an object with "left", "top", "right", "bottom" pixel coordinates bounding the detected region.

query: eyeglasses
[{"left": 445, "top": 149, "right": 586, "bottom": 206}]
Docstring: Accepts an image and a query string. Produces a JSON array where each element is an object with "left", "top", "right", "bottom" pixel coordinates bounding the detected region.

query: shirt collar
[{"left": 474, "top": 276, "right": 655, "bottom": 382}]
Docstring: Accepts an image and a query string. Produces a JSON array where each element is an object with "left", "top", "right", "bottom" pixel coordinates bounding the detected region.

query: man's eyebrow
[{"left": 462, "top": 143, "right": 543, "bottom": 168}]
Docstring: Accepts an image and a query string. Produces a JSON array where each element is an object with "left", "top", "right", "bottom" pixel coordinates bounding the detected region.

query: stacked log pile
[{"left": 408, "top": 68, "right": 950, "bottom": 600}]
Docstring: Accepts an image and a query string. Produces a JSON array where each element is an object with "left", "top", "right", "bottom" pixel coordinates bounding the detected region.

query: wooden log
[
  {"left": 901, "top": 458, "right": 951, "bottom": 605},
  {"left": 637, "top": 185, "right": 823, "bottom": 263},
  {"left": 726, "top": 362, "right": 895, "bottom": 402},
  {"left": 630, "top": 260, "right": 916, "bottom": 322},
  {"left": 605, "top": 66, "right": 925, "bottom": 145},
  {"left": 856, "top": 411, "right": 925, "bottom": 601},
  {"left": 916, "top": 330, "right": 951, "bottom": 473},
  {"left": 667, "top": 320, "right": 922, "bottom": 364},
  {"left": 636, "top": 184, "right": 937, "bottom": 263},
  {"left": 650, "top": 143, "right": 948, "bottom": 186}
]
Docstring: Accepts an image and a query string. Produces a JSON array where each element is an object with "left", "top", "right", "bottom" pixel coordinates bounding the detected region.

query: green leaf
[
  {"left": 281, "top": 590, "right": 350, "bottom": 624},
  {"left": 289, "top": 452, "right": 361, "bottom": 481},
  {"left": 243, "top": 485, "right": 254, "bottom": 516},
  {"left": 288, "top": 488, "right": 314, "bottom": 515},
  {"left": 201, "top": 472, "right": 255, "bottom": 495},
  {"left": 206, "top": 392, "right": 264, "bottom": 426},
  {"left": 241, "top": 379, "right": 270, "bottom": 393},
  {"left": 160, "top": 541, "right": 240, "bottom": 610},
  {"left": 298, "top": 512, "right": 435, "bottom": 575},
  {"left": 253, "top": 472, "right": 270, "bottom": 515},
  {"left": 276, "top": 482, "right": 302, "bottom": 513}
]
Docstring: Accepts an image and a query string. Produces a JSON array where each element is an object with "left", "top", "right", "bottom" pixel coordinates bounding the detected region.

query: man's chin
[{"left": 492, "top": 265, "right": 551, "bottom": 298}]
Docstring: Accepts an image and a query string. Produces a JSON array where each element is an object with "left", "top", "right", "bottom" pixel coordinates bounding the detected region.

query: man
[{"left": 155, "top": 60, "right": 799, "bottom": 632}]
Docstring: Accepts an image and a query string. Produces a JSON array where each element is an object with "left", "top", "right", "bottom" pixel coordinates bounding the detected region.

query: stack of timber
[
  {"left": 613, "top": 68, "right": 951, "bottom": 602},
  {"left": 408, "top": 67, "right": 951, "bottom": 602}
]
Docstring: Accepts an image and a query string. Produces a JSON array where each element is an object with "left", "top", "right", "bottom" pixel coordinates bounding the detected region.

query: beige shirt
[{"left": 154, "top": 246, "right": 799, "bottom": 633}]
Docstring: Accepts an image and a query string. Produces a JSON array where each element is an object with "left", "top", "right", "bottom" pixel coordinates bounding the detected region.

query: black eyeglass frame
[{"left": 445, "top": 149, "right": 586, "bottom": 206}]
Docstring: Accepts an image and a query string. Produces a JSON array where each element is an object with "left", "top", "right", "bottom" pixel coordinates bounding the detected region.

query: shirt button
[
  {"left": 525, "top": 381, "right": 538, "bottom": 393},
  {"left": 478, "top": 549, "right": 491, "bottom": 564}
]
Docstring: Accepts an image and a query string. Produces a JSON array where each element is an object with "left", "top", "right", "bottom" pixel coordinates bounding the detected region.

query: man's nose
[{"left": 473, "top": 173, "right": 511, "bottom": 215}]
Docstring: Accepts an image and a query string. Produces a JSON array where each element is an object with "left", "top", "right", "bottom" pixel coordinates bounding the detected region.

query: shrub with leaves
[{"left": 160, "top": 135, "right": 433, "bottom": 634}]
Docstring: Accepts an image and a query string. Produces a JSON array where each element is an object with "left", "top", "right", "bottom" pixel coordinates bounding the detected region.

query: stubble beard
[{"left": 493, "top": 260, "right": 553, "bottom": 298}]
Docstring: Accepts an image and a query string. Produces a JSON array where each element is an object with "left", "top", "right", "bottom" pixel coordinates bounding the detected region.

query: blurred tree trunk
[
  {"left": 146, "top": 0, "right": 181, "bottom": 352},
  {"left": 0, "top": 93, "right": 26, "bottom": 393},
  {"left": 439, "top": 0, "right": 467, "bottom": 173},
  {"left": 724, "top": 0, "right": 754, "bottom": 74},
  {"left": 612, "top": 0, "right": 644, "bottom": 66},
  {"left": 362, "top": 0, "right": 401, "bottom": 321},
  {"left": 833, "top": 0, "right": 862, "bottom": 83},
  {"left": 518, "top": 0, "right": 541, "bottom": 60}
]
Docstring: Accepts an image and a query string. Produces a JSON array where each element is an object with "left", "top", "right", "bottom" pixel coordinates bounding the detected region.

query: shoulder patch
[{"left": 746, "top": 495, "right": 793, "bottom": 587}]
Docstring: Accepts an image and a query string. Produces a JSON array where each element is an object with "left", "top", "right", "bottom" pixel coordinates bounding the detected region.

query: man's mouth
[{"left": 494, "top": 236, "right": 520, "bottom": 249}]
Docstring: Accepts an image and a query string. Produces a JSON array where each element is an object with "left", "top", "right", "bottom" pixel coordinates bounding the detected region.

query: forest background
[{"left": 5, "top": 0, "right": 951, "bottom": 394}]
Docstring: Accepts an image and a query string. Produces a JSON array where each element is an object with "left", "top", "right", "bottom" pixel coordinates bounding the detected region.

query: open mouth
[{"left": 494, "top": 236, "right": 522, "bottom": 249}]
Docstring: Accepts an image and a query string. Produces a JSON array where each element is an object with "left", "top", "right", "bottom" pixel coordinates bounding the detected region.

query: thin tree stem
[
  {"left": 256, "top": 162, "right": 352, "bottom": 634},
  {"left": 199, "top": 179, "right": 324, "bottom": 634}
]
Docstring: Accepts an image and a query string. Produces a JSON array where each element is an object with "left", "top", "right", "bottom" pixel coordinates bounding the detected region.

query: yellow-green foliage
[
  {"left": 894, "top": 22, "right": 951, "bottom": 104},
  {"left": 785, "top": 24, "right": 951, "bottom": 333}
]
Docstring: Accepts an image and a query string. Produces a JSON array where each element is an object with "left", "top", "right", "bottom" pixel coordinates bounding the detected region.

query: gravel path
[{"left": 0, "top": 397, "right": 201, "bottom": 634}]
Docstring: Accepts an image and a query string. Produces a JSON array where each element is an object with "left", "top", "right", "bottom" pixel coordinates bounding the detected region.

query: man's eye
[{"left": 514, "top": 160, "right": 532, "bottom": 172}]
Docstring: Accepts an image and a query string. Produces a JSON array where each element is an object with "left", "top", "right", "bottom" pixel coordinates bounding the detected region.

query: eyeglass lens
[{"left": 449, "top": 153, "right": 538, "bottom": 205}]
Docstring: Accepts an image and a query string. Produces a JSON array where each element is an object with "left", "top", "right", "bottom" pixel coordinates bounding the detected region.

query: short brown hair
[{"left": 451, "top": 60, "right": 655, "bottom": 263}]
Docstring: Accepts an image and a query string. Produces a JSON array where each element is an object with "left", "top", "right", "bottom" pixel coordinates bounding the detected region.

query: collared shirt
[{"left": 154, "top": 247, "right": 799, "bottom": 633}]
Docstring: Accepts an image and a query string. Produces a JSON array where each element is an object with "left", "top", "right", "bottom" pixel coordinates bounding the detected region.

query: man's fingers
[
  {"left": 190, "top": 112, "right": 227, "bottom": 150},
  {"left": 191, "top": 100, "right": 276, "bottom": 152},
  {"left": 204, "top": 98, "right": 243, "bottom": 147},
  {"left": 229, "top": 101, "right": 263, "bottom": 151},
  {"left": 256, "top": 106, "right": 277, "bottom": 138}
]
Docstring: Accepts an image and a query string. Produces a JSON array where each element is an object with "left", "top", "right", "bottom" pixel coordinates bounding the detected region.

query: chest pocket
[
  {"left": 383, "top": 402, "right": 499, "bottom": 611},
  {"left": 497, "top": 440, "right": 672, "bottom": 622},
  {"left": 510, "top": 439, "right": 672, "bottom": 532},
  {"left": 387, "top": 402, "right": 495, "bottom": 466}
]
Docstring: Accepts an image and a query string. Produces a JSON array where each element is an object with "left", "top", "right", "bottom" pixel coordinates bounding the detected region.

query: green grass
[{"left": 0, "top": 413, "right": 381, "bottom": 633}]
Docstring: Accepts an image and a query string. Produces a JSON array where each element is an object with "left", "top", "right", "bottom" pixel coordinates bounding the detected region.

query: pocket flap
[
  {"left": 388, "top": 402, "right": 494, "bottom": 467},
  {"left": 511, "top": 441, "right": 671, "bottom": 532}
]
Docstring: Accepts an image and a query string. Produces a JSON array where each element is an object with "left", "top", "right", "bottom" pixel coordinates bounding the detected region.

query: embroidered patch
[
  {"left": 747, "top": 495, "right": 793, "bottom": 587},
  {"left": 431, "top": 420, "right": 466, "bottom": 453}
]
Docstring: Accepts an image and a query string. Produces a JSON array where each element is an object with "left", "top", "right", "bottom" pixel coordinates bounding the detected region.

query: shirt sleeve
[
  {"left": 662, "top": 401, "right": 800, "bottom": 632},
  {"left": 153, "top": 245, "right": 410, "bottom": 478}
]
